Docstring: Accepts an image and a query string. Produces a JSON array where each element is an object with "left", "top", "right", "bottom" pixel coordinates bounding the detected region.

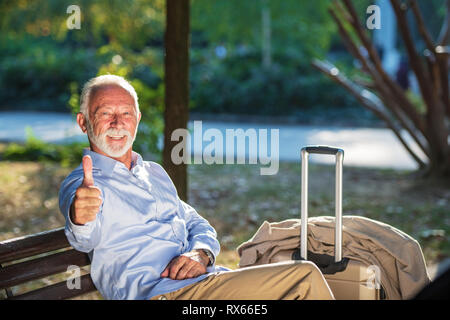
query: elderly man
[{"left": 59, "top": 75, "right": 334, "bottom": 300}]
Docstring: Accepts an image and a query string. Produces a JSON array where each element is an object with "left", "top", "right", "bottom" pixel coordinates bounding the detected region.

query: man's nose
[{"left": 109, "top": 113, "right": 125, "bottom": 127}]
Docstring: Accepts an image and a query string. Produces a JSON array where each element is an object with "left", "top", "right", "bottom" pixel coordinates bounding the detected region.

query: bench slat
[
  {"left": 0, "top": 228, "right": 69, "bottom": 264},
  {"left": 0, "top": 249, "right": 90, "bottom": 290},
  {"left": 8, "top": 274, "right": 96, "bottom": 300}
]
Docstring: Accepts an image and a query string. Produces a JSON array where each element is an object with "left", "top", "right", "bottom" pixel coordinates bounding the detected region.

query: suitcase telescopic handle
[
  {"left": 300, "top": 146, "right": 344, "bottom": 263},
  {"left": 303, "top": 146, "right": 342, "bottom": 155}
]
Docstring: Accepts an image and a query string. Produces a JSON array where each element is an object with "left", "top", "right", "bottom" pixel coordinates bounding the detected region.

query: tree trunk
[
  {"left": 313, "top": 0, "right": 449, "bottom": 180},
  {"left": 163, "top": 0, "right": 190, "bottom": 201}
]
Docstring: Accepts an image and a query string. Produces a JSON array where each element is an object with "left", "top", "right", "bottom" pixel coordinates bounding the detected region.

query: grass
[{"left": 0, "top": 154, "right": 448, "bottom": 299}]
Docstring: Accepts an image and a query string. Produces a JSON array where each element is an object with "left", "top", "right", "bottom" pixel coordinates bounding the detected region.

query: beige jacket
[{"left": 237, "top": 216, "right": 431, "bottom": 300}]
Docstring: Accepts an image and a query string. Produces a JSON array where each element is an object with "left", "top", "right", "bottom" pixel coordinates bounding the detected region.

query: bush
[
  {"left": 2, "top": 128, "right": 88, "bottom": 167},
  {"left": 0, "top": 36, "right": 104, "bottom": 112},
  {"left": 190, "top": 48, "right": 359, "bottom": 116}
]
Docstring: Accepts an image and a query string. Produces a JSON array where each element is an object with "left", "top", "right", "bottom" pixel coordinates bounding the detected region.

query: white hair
[{"left": 79, "top": 74, "right": 140, "bottom": 120}]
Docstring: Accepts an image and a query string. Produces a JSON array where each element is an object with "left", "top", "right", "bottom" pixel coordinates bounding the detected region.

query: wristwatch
[{"left": 200, "top": 249, "right": 214, "bottom": 266}]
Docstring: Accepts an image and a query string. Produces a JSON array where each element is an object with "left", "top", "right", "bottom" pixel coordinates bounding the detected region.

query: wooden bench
[{"left": 0, "top": 227, "right": 98, "bottom": 300}]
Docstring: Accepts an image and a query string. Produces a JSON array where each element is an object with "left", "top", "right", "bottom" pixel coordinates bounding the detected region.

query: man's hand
[
  {"left": 70, "top": 155, "right": 103, "bottom": 225},
  {"left": 160, "top": 250, "right": 210, "bottom": 280}
]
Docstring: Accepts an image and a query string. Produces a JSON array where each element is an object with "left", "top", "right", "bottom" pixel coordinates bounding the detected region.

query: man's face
[{"left": 80, "top": 85, "right": 141, "bottom": 158}]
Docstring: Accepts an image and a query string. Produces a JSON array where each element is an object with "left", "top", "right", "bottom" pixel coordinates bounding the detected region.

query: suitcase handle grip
[
  {"left": 300, "top": 146, "right": 344, "bottom": 263},
  {"left": 303, "top": 146, "right": 343, "bottom": 156}
]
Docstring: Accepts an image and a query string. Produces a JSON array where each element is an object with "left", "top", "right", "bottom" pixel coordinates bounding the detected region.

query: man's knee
[
  {"left": 279, "top": 260, "right": 321, "bottom": 275},
  {"left": 261, "top": 260, "right": 333, "bottom": 300}
]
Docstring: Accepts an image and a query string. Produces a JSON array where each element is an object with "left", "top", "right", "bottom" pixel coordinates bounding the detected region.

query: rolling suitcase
[{"left": 272, "top": 146, "right": 384, "bottom": 300}]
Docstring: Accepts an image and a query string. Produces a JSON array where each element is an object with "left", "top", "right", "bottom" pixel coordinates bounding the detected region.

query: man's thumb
[{"left": 82, "top": 155, "right": 94, "bottom": 187}]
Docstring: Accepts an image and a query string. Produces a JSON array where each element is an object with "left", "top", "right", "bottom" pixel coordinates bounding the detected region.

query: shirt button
[{"left": 158, "top": 295, "right": 167, "bottom": 300}]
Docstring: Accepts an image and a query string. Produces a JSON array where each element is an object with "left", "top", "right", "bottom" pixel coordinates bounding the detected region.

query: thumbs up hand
[
  {"left": 81, "top": 154, "right": 95, "bottom": 187},
  {"left": 70, "top": 155, "right": 103, "bottom": 225}
]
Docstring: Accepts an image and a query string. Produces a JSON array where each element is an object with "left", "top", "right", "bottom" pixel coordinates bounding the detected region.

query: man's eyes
[
  {"left": 96, "top": 112, "right": 110, "bottom": 118},
  {"left": 97, "top": 111, "right": 133, "bottom": 117}
]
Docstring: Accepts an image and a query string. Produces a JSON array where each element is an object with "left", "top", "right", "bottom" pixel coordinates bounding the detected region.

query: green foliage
[
  {"left": 0, "top": 35, "right": 102, "bottom": 111},
  {"left": 2, "top": 127, "right": 88, "bottom": 167},
  {"left": 190, "top": 48, "right": 359, "bottom": 115},
  {"left": 0, "top": 0, "right": 165, "bottom": 114},
  {"left": 191, "top": 0, "right": 335, "bottom": 59},
  {"left": 130, "top": 79, "right": 164, "bottom": 158},
  {"left": 0, "top": 0, "right": 165, "bottom": 49},
  {"left": 189, "top": 0, "right": 360, "bottom": 116}
]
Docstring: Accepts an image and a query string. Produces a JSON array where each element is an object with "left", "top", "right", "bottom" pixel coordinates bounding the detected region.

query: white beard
[{"left": 86, "top": 122, "right": 136, "bottom": 158}]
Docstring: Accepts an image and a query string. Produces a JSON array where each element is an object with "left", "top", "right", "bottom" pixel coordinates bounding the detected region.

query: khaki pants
[{"left": 151, "top": 260, "right": 334, "bottom": 300}]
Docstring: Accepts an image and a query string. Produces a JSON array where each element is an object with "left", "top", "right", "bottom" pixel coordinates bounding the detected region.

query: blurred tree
[
  {"left": 313, "top": 0, "right": 449, "bottom": 179},
  {"left": 189, "top": 0, "right": 364, "bottom": 117},
  {"left": 0, "top": 0, "right": 165, "bottom": 49},
  {"left": 0, "top": 0, "right": 166, "bottom": 159},
  {"left": 191, "top": 0, "right": 336, "bottom": 62}
]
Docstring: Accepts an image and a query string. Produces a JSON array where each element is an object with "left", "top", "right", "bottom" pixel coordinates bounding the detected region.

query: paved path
[
  {"left": 193, "top": 121, "right": 425, "bottom": 170},
  {"left": 0, "top": 112, "right": 85, "bottom": 144},
  {"left": 0, "top": 111, "right": 425, "bottom": 170}
]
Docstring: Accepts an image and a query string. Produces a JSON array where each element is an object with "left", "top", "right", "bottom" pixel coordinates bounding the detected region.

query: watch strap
[{"left": 201, "top": 249, "right": 214, "bottom": 266}]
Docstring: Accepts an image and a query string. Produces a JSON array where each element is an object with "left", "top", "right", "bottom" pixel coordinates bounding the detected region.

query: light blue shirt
[{"left": 59, "top": 149, "right": 229, "bottom": 300}]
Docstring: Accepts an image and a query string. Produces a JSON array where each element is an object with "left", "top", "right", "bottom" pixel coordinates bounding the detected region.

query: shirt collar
[
  {"left": 82, "top": 148, "right": 144, "bottom": 177},
  {"left": 131, "top": 151, "right": 144, "bottom": 169}
]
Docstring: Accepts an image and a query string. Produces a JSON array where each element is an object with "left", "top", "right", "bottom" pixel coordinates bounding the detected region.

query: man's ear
[
  {"left": 76, "top": 113, "right": 88, "bottom": 133},
  {"left": 138, "top": 112, "right": 142, "bottom": 123}
]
